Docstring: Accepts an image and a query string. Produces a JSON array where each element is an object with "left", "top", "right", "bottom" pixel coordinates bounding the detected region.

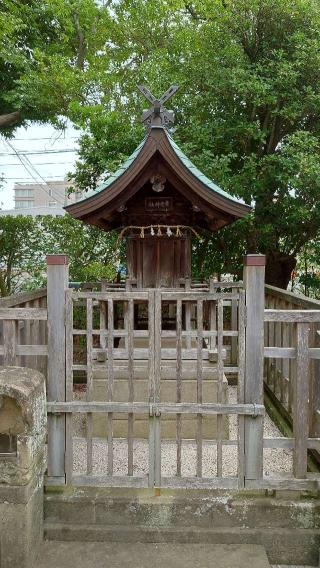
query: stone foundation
[
  {"left": 0, "top": 367, "right": 47, "bottom": 568},
  {"left": 44, "top": 487, "right": 320, "bottom": 566}
]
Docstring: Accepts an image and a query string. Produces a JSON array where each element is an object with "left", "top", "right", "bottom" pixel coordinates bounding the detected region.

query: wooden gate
[{"left": 46, "top": 270, "right": 265, "bottom": 489}]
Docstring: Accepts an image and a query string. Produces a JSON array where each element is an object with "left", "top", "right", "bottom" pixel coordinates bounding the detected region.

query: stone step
[
  {"left": 44, "top": 490, "right": 320, "bottom": 531},
  {"left": 43, "top": 490, "right": 320, "bottom": 565},
  {"left": 37, "top": 541, "right": 271, "bottom": 568},
  {"left": 43, "top": 521, "right": 318, "bottom": 565}
]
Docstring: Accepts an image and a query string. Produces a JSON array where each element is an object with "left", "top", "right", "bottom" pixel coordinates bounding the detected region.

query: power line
[
  {"left": 23, "top": 154, "right": 68, "bottom": 206},
  {"left": 2, "top": 140, "right": 67, "bottom": 207},
  {"left": 3, "top": 176, "right": 66, "bottom": 180},
  {"left": 0, "top": 161, "right": 75, "bottom": 166},
  {"left": 0, "top": 149, "right": 77, "bottom": 156},
  {"left": 13, "top": 137, "right": 79, "bottom": 141}
]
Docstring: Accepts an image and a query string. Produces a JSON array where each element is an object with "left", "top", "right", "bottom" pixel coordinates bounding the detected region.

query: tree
[
  {"left": 0, "top": 0, "right": 111, "bottom": 131},
  {"left": 70, "top": 0, "right": 320, "bottom": 288},
  {"left": 0, "top": 215, "right": 120, "bottom": 296},
  {"left": 39, "top": 215, "right": 119, "bottom": 283},
  {"left": 293, "top": 235, "right": 320, "bottom": 298},
  {"left": 0, "top": 216, "right": 42, "bottom": 295}
]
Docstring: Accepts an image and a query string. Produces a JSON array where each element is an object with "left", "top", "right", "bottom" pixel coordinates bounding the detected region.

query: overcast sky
[{"left": 0, "top": 122, "right": 81, "bottom": 209}]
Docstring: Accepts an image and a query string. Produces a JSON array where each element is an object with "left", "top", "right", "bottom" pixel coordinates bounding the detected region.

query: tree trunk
[
  {"left": 0, "top": 111, "right": 21, "bottom": 129},
  {"left": 265, "top": 250, "right": 296, "bottom": 289}
]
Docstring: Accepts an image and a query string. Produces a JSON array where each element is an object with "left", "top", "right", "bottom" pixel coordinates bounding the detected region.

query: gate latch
[{"left": 149, "top": 403, "right": 161, "bottom": 417}]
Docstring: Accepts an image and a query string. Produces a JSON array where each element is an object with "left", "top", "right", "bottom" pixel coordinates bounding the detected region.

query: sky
[{"left": 0, "top": 122, "right": 81, "bottom": 209}]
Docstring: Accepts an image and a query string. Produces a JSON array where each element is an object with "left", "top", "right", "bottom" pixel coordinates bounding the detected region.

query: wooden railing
[
  {"left": 264, "top": 285, "right": 320, "bottom": 443},
  {"left": 0, "top": 288, "right": 48, "bottom": 376},
  {"left": 262, "top": 307, "right": 320, "bottom": 483}
]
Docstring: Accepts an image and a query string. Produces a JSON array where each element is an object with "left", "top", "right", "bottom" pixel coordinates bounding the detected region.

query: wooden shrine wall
[{"left": 127, "top": 236, "right": 191, "bottom": 288}]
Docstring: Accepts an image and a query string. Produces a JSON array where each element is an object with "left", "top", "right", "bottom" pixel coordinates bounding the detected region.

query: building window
[
  {"left": 15, "top": 189, "right": 34, "bottom": 197},
  {"left": 49, "top": 201, "right": 57, "bottom": 207},
  {"left": 15, "top": 200, "right": 34, "bottom": 209},
  {"left": 49, "top": 189, "right": 53, "bottom": 197}
]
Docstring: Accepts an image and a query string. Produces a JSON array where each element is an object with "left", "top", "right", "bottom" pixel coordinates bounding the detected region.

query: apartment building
[
  {"left": 15, "top": 180, "right": 80, "bottom": 211},
  {"left": 0, "top": 180, "right": 82, "bottom": 217}
]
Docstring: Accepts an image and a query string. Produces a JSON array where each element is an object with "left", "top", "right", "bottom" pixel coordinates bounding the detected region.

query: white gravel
[{"left": 72, "top": 386, "right": 293, "bottom": 478}]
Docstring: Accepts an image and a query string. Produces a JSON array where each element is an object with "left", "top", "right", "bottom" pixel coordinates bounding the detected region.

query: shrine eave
[{"left": 65, "top": 126, "right": 251, "bottom": 226}]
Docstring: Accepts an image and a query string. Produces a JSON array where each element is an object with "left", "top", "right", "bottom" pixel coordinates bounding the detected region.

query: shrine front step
[
  {"left": 37, "top": 542, "right": 271, "bottom": 568},
  {"left": 43, "top": 488, "right": 320, "bottom": 566},
  {"left": 91, "top": 360, "right": 228, "bottom": 439}
]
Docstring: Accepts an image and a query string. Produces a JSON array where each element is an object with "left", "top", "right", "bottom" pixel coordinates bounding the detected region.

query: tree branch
[
  {"left": 72, "top": 12, "right": 86, "bottom": 70},
  {"left": 0, "top": 111, "right": 21, "bottom": 129}
]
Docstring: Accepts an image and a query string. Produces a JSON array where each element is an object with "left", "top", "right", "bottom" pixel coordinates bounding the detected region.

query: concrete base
[
  {"left": 36, "top": 542, "right": 271, "bottom": 568},
  {"left": 0, "top": 478, "right": 43, "bottom": 568},
  {"left": 44, "top": 487, "right": 320, "bottom": 566}
]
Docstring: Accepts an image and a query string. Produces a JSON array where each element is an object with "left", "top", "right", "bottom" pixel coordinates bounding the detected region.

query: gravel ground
[{"left": 72, "top": 386, "right": 293, "bottom": 477}]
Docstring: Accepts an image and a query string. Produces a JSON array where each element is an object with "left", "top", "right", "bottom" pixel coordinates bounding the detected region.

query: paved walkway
[{"left": 36, "top": 543, "right": 272, "bottom": 568}]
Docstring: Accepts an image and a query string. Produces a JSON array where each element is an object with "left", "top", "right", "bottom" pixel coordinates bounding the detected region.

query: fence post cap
[
  {"left": 243, "top": 254, "right": 266, "bottom": 266},
  {"left": 46, "top": 254, "right": 69, "bottom": 266}
]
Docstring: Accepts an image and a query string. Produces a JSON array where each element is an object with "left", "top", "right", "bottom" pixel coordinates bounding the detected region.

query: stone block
[{"left": 0, "top": 367, "right": 47, "bottom": 568}]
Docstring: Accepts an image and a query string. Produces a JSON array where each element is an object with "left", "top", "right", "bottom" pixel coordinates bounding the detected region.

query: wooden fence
[
  {"left": 0, "top": 257, "right": 319, "bottom": 490},
  {"left": 264, "top": 285, "right": 320, "bottom": 442},
  {"left": 0, "top": 288, "right": 47, "bottom": 375}
]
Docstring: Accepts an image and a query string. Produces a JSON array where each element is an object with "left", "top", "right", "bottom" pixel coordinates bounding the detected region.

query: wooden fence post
[
  {"left": 243, "top": 254, "right": 266, "bottom": 482},
  {"left": 46, "top": 254, "right": 69, "bottom": 481},
  {"left": 3, "top": 320, "right": 17, "bottom": 366},
  {"left": 293, "top": 322, "right": 310, "bottom": 478}
]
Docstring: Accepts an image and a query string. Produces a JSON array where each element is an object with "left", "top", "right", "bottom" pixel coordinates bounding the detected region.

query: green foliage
[
  {"left": 2, "top": 0, "right": 320, "bottom": 287},
  {"left": 0, "top": 215, "right": 43, "bottom": 295},
  {"left": 70, "top": 0, "right": 320, "bottom": 287},
  {"left": 0, "top": 0, "right": 111, "bottom": 130},
  {"left": 0, "top": 215, "right": 119, "bottom": 296},
  {"left": 294, "top": 237, "right": 320, "bottom": 298}
]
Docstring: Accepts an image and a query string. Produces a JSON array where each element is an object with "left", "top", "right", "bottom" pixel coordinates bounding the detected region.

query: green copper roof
[
  {"left": 77, "top": 136, "right": 147, "bottom": 201},
  {"left": 75, "top": 127, "right": 244, "bottom": 206}
]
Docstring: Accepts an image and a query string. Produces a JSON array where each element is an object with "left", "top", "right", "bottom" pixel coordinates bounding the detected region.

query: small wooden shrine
[{"left": 66, "top": 86, "right": 250, "bottom": 287}]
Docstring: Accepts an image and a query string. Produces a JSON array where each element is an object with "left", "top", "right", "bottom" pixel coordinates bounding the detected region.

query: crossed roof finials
[{"left": 138, "top": 84, "right": 179, "bottom": 129}]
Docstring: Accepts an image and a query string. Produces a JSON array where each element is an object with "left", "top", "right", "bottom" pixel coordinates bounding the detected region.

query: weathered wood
[
  {"left": 230, "top": 297, "right": 238, "bottom": 365},
  {"left": 0, "top": 288, "right": 47, "bottom": 308},
  {"left": 293, "top": 323, "right": 310, "bottom": 478},
  {"left": 47, "top": 401, "right": 265, "bottom": 415},
  {"left": 148, "top": 290, "right": 156, "bottom": 487},
  {"left": 265, "top": 284, "right": 320, "bottom": 309},
  {"left": 238, "top": 289, "right": 246, "bottom": 488},
  {"left": 46, "top": 255, "right": 69, "bottom": 479},
  {"left": 265, "top": 310, "right": 320, "bottom": 322},
  {"left": 309, "top": 323, "right": 320, "bottom": 438},
  {"left": 217, "top": 298, "right": 224, "bottom": 478},
  {"left": 196, "top": 299, "right": 203, "bottom": 477},
  {"left": 72, "top": 291, "right": 149, "bottom": 301},
  {"left": 176, "top": 299, "right": 182, "bottom": 476},
  {"left": 127, "top": 299, "right": 134, "bottom": 476},
  {"left": 0, "top": 307, "right": 47, "bottom": 320},
  {"left": 15, "top": 345, "right": 48, "bottom": 356},
  {"left": 245, "top": 476, "right": 319, "bottom": 491},
  {"left": 86, "top": 298, "right": 93, "bottom": 475},
  {"left": 154, "top": 290, "right": 162, "bottom": 486},
  {"left": 244, "top": 255, "right": 265, "bottom": 482},
  {"left": 264, "top": 347, "right": 296, "bottom": 359},
  {"left": 71, "top": 475, "right": 149, "bottom": 488},
  {"left": 3, "top": 320, "right": 17, "bottom": 365},
  {"left": 65, "top": 289, "right": 73, "bottom": 485},
  {"left": 107, "top": 299, "right": 114, "bottom": 476},
  {"left": 160, "top": 477, "right": 238, "bottom": 489}
]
